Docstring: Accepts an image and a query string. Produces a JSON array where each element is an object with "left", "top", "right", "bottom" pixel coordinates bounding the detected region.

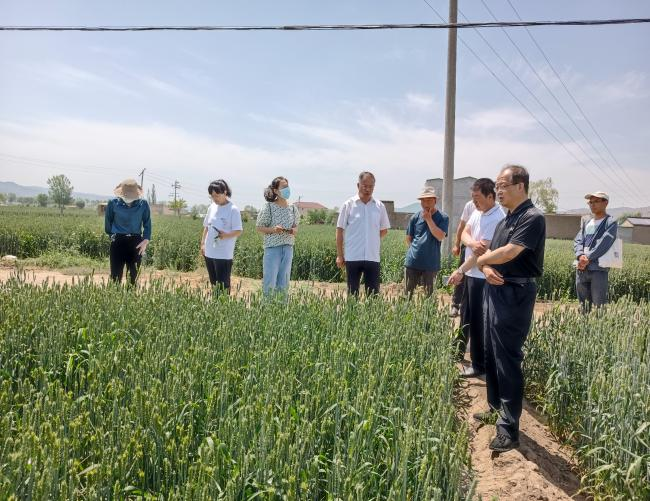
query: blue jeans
[{"left": 263, "top": 245, "right": 294, "bottom": 295}]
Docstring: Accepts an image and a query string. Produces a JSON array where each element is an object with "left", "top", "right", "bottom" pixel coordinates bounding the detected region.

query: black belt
[
  {"left": 504, "top": 277, "right": 536, "bottom": 285},
  {"left": 115, "top": 233, "right": 141, "bottom": 238}
]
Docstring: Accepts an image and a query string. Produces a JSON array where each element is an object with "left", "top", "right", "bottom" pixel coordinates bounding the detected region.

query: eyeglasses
[{"left": 495, "top": 182, "right": 518, "bottom": 191}]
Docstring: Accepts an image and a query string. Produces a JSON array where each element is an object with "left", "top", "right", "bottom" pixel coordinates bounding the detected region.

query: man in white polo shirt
[
  {"left": 448, "top": 178, "right": 506, "bottom": 377},
  {"left": 336, "top": 171, "right": 391, "bottom": 296}
]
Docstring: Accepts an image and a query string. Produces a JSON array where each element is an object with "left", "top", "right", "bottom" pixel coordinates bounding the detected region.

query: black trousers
[
  {"left": 404, "top": 267, "right": 437, "bottom": 297},
  {"left": 204, "top": 257, "right": 233, "bottom": 292},
  {"left": 457, "top": 276, "right": 486, "bottom": 372},
  {"left": 109, "top": 235, "right": 142, "bottom": 285},
  {"left": 484, "top": 281, "right": 537, "bottom": 440},
  {"left": 451, "top": 245, "right": 467, "bottom": 307},
  {"left": 345, "top": 260, "right": 380, "bottom": 296}
]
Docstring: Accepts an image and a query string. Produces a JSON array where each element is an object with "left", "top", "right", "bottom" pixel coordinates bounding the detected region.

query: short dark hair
[
  {"left": 208, "top": 179, "right": 232, "bottom": 197},
  {"left": 264, "top": 176, "right": 288, "bottom": 202},
  {"left": 358, "top": 171, "right": 376, "bottom": 183},
  {"left": 501, "top": 164, "right": 529, "bottom": 193},
  {"left": 471, "top": 178, "right": 495, "bottom": 199}
]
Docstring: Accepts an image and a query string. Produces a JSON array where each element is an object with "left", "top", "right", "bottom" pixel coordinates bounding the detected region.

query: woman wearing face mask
[
  {"left": 256, "top": 176, "right": 299, "bottom": 295},
  {"left": 200, "top": 179, "right": 243, "bottom": 294},
  {"left": 104, "top": 178, "right": 152, "bottom": 285}
]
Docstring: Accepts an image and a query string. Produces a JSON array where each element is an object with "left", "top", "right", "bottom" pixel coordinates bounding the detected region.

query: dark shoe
[
  {"left": 472, "top": 410, "right": 499, "bottom": 425},
  {"left": 489, "top": 433, "right": 520, "bottom": 452},
  {"left": 449, "top": 305, "right": 460, "bottom": 318},
  {"left": 460, "top": 366, "right": 485, "bottom": 378}
]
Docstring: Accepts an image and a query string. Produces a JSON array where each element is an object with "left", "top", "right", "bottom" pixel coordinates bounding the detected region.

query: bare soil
[
  {"left": 1, "top": 264, "right": 582, "bottom": 500},
  {"left": 458, "top": 370, "right": 586, "bottom": 500}
]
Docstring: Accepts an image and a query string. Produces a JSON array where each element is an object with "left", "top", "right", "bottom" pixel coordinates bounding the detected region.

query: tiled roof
[
  {"left": 295, "top": 201, "right": 327, "bottom": 210},
  {"left": 625, "top": 217, "right": 650, "bottom": 226}
]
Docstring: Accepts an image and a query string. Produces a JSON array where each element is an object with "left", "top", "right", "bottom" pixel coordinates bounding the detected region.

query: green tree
[
  {"left": 7, "top": 193, "right": 16, "bottom": 203},
  {"left": 529, "top": 177, "right": 559, "bottom": 214},
  {"left": 617, "top": 211, "right": 641, "bottom": 224},
  {"left": 0, "top": 193, "right": 5, "bottom": 204},
  {"left": 17, "top": 196, "right": 35, "bottom": 206},
  {"left": 190, "top": 204, "right": 208, "bottom": 220},
  {"left": 36, "top": 193, "right": 48, "bottom": 207},
  {"left": 306, "top": 208, "right": 326, "bottom": 224},
  {"left": 75, "top": 199, "right": 86, "bottom": 209},
  {"left": 169, "top": 198, "right": 187, "bottom": 217},
  {"left": 242, "top": 205, "right": 258, "bottom": 223},
  {"left": 47, "top": 174, "right": 74, "bottom": 215}
]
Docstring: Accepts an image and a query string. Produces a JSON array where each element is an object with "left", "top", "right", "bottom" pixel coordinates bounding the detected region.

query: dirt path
[
  {"left": 1, "top": 265, "right": 580, "bottom": 500},
  {"left": 459, "top": 370, "right": 585, "bottom": 500}
]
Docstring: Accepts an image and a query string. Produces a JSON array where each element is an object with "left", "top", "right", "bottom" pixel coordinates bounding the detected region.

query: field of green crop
[
  {"left": 0, "top": 206, "right": 648, "bottom": 300},
  {"left": 0, "top": 280, "right": 472, "bottom": 499},
  {"left": 525, "top": 300, "right": 650, "bottom": 499},
  {"left": 1, "top": 205, "right": 648, "bottom": 498}
]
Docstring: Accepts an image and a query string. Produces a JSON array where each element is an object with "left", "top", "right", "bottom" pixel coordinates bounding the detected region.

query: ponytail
[{"left": 264, "top": 176, "right": 287, "bottom": 202}]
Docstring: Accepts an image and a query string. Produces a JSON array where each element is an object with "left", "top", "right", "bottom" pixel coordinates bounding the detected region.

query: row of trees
[
  {"left": 0, "top": 176, "right": 587, "bottom": 219},
  {"left": 0, "top": 193, "right": 88, "bottom": 209},
  {"left": 1, "top": 175, "right": 79, "bottom": 214}
]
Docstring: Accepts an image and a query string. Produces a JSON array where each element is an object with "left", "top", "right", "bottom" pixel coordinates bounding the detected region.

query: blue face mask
[{"left": 280, "top": 187, "right": 291, "bottom": 199}]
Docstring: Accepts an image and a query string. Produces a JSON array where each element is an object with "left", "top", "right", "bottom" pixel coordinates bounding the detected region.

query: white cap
[{"left": 584, "top": 191, "right": 609, "bottom": 201}]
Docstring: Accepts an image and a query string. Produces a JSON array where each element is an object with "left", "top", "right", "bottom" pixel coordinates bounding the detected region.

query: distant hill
[
  {"left": 564, "top": 206, "right": 650, "bottom": 219},
  {"left": 0, "top": 181, "right": 110, "bottom": 201},
  {"left": 396, "top": 202, "right": 420, "bottom": 213}
]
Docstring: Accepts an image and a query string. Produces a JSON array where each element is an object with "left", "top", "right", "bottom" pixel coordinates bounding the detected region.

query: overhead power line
[
  {"left": 456, "top": 5, "right": 643, "bottom": 204},
  {"left": 420, "top": 0, "right": 646, "bottom": 205},
  {"left": 504, "top": 0, "right": 646, "bottom": 202},
  {"left": 1, "top": 18, "right": 650, "bottom": 32},
  {"left": 0, "top": 152, "right": 209, "bottom": 199}
]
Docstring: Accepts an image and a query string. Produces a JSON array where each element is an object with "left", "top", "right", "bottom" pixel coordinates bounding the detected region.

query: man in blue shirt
[{"left": 404, "top": 186, "right": 449, "bottom": 296}]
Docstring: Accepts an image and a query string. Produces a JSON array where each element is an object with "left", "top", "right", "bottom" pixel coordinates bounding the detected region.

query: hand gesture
[
  {"left": 336, "top": 255, "right": 345, "bottom": 269},
  {"left": 452, "top": 245, "right": 460, "bottom": 257},
  {"left": 471, "top": 240, "right": 488, "bottom": 256},
  {"left": 577, "top": 254, "right": 589, "bottom": 271},
  {"left": 447, "top": 270, "right": 464, "bottom": 286},
  {"left": 274, "top": 225, "right": 285, "bottom": 234},
  {"left": 136, "top": 239, "right": 149, "bottom": 256},
  {"left": 483, "top": 265, "right": 504, "bottom": 286}
]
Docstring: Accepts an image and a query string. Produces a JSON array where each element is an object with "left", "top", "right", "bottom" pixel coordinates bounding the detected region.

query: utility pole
[
  {"left": 170, "top": 180, "right": 181, "bottom": 217},
  {"left": 442, "top": 0, "right": 458, "bottom": 256},
  {"left": 171, "top": 180, "right": 181, "bottom": 203},
  {"left": 138, "top": 168, "right": 146, "bottom": 189}
]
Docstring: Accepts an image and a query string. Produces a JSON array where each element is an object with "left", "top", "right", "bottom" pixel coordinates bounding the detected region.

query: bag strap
[
  {"left": 587, "top": 216, "right": 610, "bottom": 249},
  {"left": 267, "top": 201, "right": 274, "bottom": 225}
]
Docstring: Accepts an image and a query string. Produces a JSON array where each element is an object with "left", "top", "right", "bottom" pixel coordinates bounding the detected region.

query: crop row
[
  {"left": 0, "top": 280, "right": 472, "bottom": 499},
  {"left": 525, "top": 300, "right": 650, "bottom": 500}
]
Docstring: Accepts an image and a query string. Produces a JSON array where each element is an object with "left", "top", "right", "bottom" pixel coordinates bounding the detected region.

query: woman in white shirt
[{"left": 200, "top": 179, "right": 243, "bottom": 294}]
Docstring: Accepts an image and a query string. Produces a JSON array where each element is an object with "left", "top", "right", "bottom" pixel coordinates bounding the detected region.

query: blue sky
[{"left": 0, "top": 0, "right": 649, "bottom": 210}]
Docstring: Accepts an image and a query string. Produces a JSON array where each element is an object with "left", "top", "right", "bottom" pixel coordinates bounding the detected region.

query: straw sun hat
[
  {"left": 417, "top": 186, "right": 438, "bottom": 199},
  {"left": 114, "top": 179, "right": 143, "bottom": 199}
]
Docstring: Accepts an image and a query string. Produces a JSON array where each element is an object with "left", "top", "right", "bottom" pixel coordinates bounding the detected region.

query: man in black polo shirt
[{"left": 476, "top": 165, "right": 546, "bottom": 452}]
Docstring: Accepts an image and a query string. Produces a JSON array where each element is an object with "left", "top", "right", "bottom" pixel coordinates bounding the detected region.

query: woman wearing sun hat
[{"left": 104, "top": 178, "right": 152, "bottom": 284}]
